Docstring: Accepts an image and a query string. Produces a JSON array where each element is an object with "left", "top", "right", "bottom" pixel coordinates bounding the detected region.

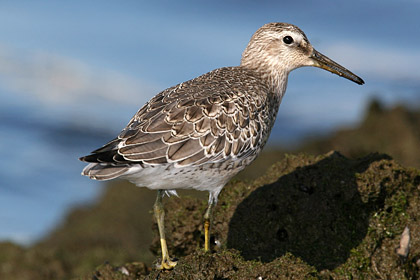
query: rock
[
  {"left": 145, "top": 152, "right": 420, "bottom": 279},
  {"left": 1, "top": 152, "right": 419, "bottom": 279}
]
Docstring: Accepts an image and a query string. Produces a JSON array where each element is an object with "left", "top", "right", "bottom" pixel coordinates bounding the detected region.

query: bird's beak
[{"left": 310, "top": 49, "right": 364, "bottom": 85}]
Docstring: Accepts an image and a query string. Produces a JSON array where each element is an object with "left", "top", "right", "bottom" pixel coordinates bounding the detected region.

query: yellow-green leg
[
  {"left": 203, "top": 200, "right": 214, "bottom": 252},
  {"left": 154, "top": 190, "right": 177, "bottom": 270}
]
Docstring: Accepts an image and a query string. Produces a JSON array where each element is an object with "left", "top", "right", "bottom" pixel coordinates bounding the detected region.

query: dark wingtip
[
  {"left": 79, "top": 156, "right": 86, "bottom": 162},
  {"left": 79, "top": 154, "right": 97, "bottom": 163}
]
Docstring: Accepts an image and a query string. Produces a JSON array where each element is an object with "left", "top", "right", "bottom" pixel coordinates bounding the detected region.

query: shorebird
[{"left": 80, "top": 22, "right": 364, "bottom": 270}]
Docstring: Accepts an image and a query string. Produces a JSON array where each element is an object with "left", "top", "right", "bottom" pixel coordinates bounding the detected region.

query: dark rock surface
[{"left": 2, "top": 152, "right": 416, "bottom": 279}]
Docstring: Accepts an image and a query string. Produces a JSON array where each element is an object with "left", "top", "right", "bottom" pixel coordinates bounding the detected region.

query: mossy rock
[
  {"left": 84, "top": 250, "right": 317, "bottom": 280},
  {"left": 86, "top": 152, "right": 420, "bottom": 279},
  {"left": 1, "top": 152, "right": 419, "bottom": 279}
]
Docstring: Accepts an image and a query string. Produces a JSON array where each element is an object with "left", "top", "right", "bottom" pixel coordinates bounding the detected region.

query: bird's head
[{"left": 241, "top": 22, "right": 364, "bottom": 86}]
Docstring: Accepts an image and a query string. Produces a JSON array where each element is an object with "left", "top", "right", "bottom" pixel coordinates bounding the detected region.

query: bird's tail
[{"left": 81, "top": 163, "right": 129, "bottom": 181}]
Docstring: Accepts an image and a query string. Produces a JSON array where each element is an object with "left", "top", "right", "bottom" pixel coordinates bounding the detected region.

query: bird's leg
[
  {"left": 203, "top": 199, "right": 215, "bottom": 252},
  {"left": 153, "top": 190, "right": 177, "bottom": 270}
]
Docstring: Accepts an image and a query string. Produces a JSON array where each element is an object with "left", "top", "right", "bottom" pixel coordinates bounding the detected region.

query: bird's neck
[{"left": 240, "top": 55, "right": 289, "bottom": 99}]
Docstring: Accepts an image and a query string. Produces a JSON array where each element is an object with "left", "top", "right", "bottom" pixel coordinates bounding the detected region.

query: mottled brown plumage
[
  {"left": 80, "top": 22, "right": 364, "bottom": 269},
  {"left": 81, "top": 67, "right": 276, "bottom": 173}
]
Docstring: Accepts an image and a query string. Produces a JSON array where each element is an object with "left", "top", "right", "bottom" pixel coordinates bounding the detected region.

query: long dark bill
[{"left": 311, "top": 49, "right": 364, "bottom": 85}]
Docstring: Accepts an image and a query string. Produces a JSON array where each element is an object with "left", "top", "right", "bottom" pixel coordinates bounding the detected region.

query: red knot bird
[{"left": 80, "top": 22, "right": 364, "bottom": 270}]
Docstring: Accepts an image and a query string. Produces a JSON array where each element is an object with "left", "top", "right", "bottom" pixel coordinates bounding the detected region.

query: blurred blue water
[{"left": 0, "top": 93, "right": 115, "bottom": 244}]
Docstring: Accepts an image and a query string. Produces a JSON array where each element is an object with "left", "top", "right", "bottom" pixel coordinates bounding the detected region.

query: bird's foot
[{"left": 156, "top": 258, "right": 177, "bottom": 270}]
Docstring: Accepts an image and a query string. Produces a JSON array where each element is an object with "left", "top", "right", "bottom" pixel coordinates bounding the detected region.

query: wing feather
[{"left": 80, "top": 67, "right": 273, "bottom": 170}]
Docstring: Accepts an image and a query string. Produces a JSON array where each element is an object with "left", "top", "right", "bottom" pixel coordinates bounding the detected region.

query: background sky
[{"left": 0, "top": 0, "right": 419, "bottom": 244}]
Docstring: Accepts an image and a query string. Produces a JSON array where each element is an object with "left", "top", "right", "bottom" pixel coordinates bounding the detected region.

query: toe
[{"left": 156, "top": 258, "right": 177, "bottom": 270}]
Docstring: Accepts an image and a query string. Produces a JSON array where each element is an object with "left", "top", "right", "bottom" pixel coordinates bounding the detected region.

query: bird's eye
[{"left": 283, "top": 36, "right": 294, "bottom": 45}]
